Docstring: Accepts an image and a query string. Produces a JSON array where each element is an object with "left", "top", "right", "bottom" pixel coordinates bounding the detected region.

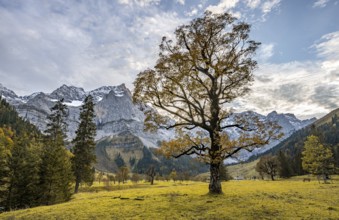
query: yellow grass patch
[{"left": 1, "top": 177, "right": 338, "bottom": 220}]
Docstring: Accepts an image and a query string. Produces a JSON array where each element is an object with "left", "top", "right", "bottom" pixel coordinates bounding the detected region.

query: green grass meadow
[{"left": 1, "top": 176, "right": 338, "bottom": 220}]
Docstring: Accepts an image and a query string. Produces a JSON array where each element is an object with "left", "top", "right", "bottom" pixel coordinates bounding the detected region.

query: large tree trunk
[
  {"left": 208, "top": 128, "right": 223, "bottom": 194},
  {"left": 209, "top": 162, "right": 222, "bottom": 194}
]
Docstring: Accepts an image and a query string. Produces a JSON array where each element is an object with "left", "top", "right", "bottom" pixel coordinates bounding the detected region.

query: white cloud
[
  {"left": 257, "top": 43, "right": 274, "bottom": 61},
  {"left": 239, "top": 32, "right": 339, "bottom": 119},
  {"left": 241, "top": 61, "right": 334, "bottom": 119},
  {"left": 176, "top": 0, "right": 185, "bottom": 5},
  {"left": 231, "top": 10, "right": 242, "bottom": 18},
  {"left": 246, "top": 0, "right": 261, "bottom": 9},
  {"left": 187, "top": 8, "right": 199, "bottom": 16},
  {"left": 205, "top": 0, "right": 280, "bottom": 21},
  {"left": 313, "top": 0, "right": 330, "bottom": 8},
  {"left": 206, "top": 0, "right": 239, "bottom": 14},
  {"left": 117, "top": 0, "right": 160, "bottom": 7},
  {"left": 261, "top": 0, "right": 281, "bottom": 14},
  {"left": 314, "top": 31, "right": 339, "bottom": 60},
  {"left": 0, "top": 1, "right": 185, "bottom": 95},
  {"left": 118, "top": 0, "right": 130, "bottom": 4}
]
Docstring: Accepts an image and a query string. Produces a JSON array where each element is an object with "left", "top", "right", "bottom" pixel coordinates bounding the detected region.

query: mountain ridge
[{"left": 0, "top": 83, "right": 317, "bottom": 167}]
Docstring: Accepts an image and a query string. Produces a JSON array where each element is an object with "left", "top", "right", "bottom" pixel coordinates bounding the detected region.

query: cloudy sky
[{"left": 0, "top": 0, "right": 338, "bottom": 119}]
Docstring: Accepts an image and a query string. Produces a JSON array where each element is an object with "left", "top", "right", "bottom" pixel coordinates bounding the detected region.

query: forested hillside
[
  {"left": 248, "top": 108, "right": 339, "bottom": 176},
  {"left": 0, "top": 98, "right": 41, "bottom": 135},
  {"left": 0, "top": 97, "right": 44, "bottom": 210}
]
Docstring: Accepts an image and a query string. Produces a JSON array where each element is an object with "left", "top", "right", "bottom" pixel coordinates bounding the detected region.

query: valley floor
[{"left": 1, "top": 177, "right": 338, "bottom": 220}]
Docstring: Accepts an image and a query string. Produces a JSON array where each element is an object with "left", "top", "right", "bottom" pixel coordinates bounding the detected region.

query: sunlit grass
[{"left": 1, "top": 177, "right": 338, "bottom": 219}]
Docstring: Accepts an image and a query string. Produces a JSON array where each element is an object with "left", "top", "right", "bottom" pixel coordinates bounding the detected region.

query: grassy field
[{"left": 1, "top": 177, "right": 338, "bottom": 220}]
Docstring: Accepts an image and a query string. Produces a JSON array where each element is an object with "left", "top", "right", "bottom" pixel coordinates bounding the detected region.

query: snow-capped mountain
[
  {"left": 0, "top": 83, "right": 316, "bottom": 163},
  {"left": 0, "top": 83, "right": 161, "bottom": 148}
]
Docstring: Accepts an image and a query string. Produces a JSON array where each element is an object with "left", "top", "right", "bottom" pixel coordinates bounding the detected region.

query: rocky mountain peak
[
  {"left": 267, "top": 111, "right": 314, "bottom": 131},
  {"left": 94, "top": 84, "right": 143, "bottom": 125},
  {"left": 88, "top": 84, "right": 130, "bottom": 102},
  {"left": 0, "top": 83, "right": 18, "bottom": 99},
  {"left": 50, "top": 84, "right": 86, "bottom": 102},
  {"left": 267, "top": 111, "right": 278, "bottom": 117}
]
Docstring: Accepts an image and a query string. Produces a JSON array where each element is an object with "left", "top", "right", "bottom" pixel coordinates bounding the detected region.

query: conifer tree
[
  {"left": 39, "top": 99, "right": 74, "bottom": 205},
  {"left": 302, "top": 135, "right": 335, "bottom": 179},
  {"left": 0, "top": 127, "right": 14, "bottom": 207},
  {"left": 72, "top": 95, "right": 97, "bottom": 193},
  {"left": 5, "top": 133, "right": 42, "bottom": 210},
  {"left": 277, "top": 150, "right": 293, "bottom": 178}
]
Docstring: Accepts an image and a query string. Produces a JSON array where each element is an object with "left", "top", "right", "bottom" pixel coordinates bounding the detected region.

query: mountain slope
[
  {"left": 248, "top": 108, "right": 339, "bottom": 175},
  {"left": 313, "top": 108, "right": 339, "bottom": 127},
  {"left": 95, "top": 131, "right": 209, "bottom": 174},
  {"left": 224, "top": 111, "right": 315, "bottom": 163},
  {"left": 0, "top": 97, "right": 41, "bottom": 135}
]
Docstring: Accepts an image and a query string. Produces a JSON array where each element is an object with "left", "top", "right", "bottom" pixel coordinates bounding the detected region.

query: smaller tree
[
  {"left": 131, "top": 173, "right": 140, "bottom": 184},
  {"left": 164, "top": 174, "right": 171, "bottom": 182},
  {"left": 146, "top": 165, "right": 156, "bottom": 185},
  {"left": 108, "top": 174, "right": 116, "bottom": 185},
  {"left": 116, "top": 166, "right": 129, "bottom": 184},
  {"left": 255, "top": 155, "right": 280, "bottom": 181},
  {"left": 302, "top": 135, "right": 335, "bottom": 182},
  {"left": 177, "top": 172, "right": 191, "bottom": 182},
  {"left": 181, "top": 172, "right": 191, "bottom": 181},
  {"left": 169, "top": 170, "right": 177, "bottom": 182},
  {"left": 97, "top": 172, "right": 104, "bottom": 184}
]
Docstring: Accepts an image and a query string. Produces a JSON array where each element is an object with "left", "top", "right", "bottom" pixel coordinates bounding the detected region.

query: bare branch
[
  {"left": 172, "top": 145, "right": 207, "bottom": 158},
  {"left": 221, "top": 124, "right": 256, "bottom": 131}
]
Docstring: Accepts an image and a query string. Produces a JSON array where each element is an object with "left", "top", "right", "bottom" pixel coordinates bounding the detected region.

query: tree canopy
[
  {"left": 302, "top": 135, "right": 335, "bottom": 177},
  {"left": 255, "top": 155, "right": 280, "bottom": 181},
  {"left": 133, "top": 11, "right": 281, "bottom": 194}
]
